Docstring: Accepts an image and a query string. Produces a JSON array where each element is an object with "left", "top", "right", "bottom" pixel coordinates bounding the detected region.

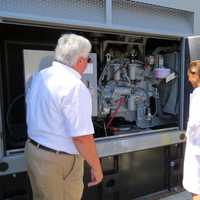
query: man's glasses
[{"left": 87, "top": 57, "right": 91, "bottom": 63}]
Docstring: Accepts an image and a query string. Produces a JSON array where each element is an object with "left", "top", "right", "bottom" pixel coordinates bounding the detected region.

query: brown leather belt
[{"left": 28, "top": 138, "right": 72, "bottom": 155}]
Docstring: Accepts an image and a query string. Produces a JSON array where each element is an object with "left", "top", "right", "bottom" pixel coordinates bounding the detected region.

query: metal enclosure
[
  {"left": 0, "top": 0, "right": 196, "bottom": 199},
  {"left": 187, "top": 36, "right": 200, "bottom": 61},
  {"left": 0, "top": 26, "right": 187, "bottom": 172},
  {"left": 0, "top": 0, "right": 193, "bottom": 36}
]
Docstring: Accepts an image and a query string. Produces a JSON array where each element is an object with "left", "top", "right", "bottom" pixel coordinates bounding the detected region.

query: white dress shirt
[
  {"left": 26, "top": 61, "right": 94, "bottom": 154},
  {"left": 186, "top": 87, "right": 200, "bottom": 154},
  {"left": 183, "top": 87, "right": 200, "bottom": 194}
]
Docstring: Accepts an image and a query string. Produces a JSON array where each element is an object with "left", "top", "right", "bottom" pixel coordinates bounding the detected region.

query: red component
[
  {"left": 106, "top": 96, "right": 125, "bottom": 128},
  {"left": 144, "top": 63, "right": 149, "bottom": 69}
]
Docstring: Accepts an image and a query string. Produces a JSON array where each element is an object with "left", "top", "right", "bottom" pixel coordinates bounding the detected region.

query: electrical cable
[{"left": 106, "top": 96, "right": 125, "bottom": 128}]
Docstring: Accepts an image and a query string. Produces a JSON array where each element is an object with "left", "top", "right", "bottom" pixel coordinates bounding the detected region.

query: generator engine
[{"left": 98, "top": 53, "right": 174, "bottom": 129}]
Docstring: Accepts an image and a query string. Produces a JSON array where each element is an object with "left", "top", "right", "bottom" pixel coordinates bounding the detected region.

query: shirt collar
[
  {"left": 52, "top": 61, "right": 81, "bottom": 80},
  {"left": 192, "top": 87, "right": 200, "bottom": 95}
]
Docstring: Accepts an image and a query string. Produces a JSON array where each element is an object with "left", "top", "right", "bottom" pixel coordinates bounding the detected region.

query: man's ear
[
  {"left": 76, "top": 57, "right": 83, "bottom": 65},
  {"left": 73, "top": 57, "right": 80, "bottom": 67},
  {"left": 79, "top": 57, "right": 85, "bottom": 64}
]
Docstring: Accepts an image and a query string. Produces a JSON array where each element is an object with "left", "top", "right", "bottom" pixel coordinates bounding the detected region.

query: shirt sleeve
[{"left": 61, "top": 82, "right": 94, "bottom": 137}]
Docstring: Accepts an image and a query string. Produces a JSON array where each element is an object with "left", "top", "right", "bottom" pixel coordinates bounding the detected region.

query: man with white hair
[{"left": 25, "top": 34, "right": 103, "bottom": 200}]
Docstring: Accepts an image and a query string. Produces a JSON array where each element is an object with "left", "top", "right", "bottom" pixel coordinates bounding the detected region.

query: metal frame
[
  {"left": 96, "top": 128, "right": 185, "bottom": 157},
  {"left": 0, "top": 45, "right": 4, "bottom": 160},
  {"left": 0, "top": 153, "right": 26, "bottom": 175},
  {"left": 0, "top": 128, "right": 185, "bottom": 175},
  {"left": 0, "top": 95, "right": 3, "bottom": 160},
  {"left": 102, "top": 39, "right": 144, "bottom": 52},
  {"left": 0, "top": 2, "right": 188, "bottom": 175},
  {"left": 106, "top": 0, "right": 112, "bottom": 25},
  {"left": 180, "top": 38, "right": 186, "bottom": 130},
  {"left": 0, "top": 0, "right": 193, "bottom": 37}
]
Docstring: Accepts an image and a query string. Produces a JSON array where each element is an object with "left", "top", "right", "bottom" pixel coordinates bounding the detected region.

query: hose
[{"left": 106, "top": 96, "right": 125, "bottom": 128}]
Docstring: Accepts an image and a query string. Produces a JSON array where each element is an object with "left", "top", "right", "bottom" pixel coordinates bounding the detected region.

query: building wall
[{"left": 136, "top": 0, "right": 200, "bottom": 35}]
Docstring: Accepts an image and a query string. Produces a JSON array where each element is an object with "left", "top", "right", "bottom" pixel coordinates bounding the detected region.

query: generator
[{"left": 0, "top": 0, "right": 197, "bottom": 199}]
